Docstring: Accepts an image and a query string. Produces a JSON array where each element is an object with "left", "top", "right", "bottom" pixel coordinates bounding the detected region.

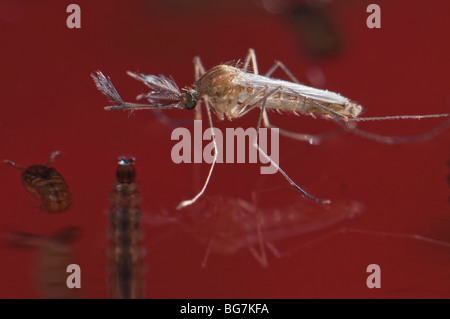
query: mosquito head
[{"left": 181, "top": 90, "right": 198, "bottom": 110}]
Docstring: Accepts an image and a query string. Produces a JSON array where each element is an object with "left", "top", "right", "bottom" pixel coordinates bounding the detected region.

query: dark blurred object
[
  {"left": 107, "top": 157, "right": 146, "bottom": 299},
  {"left": 288, "top": 3, "right": 342, "bottom": 58},
  {"left": 6, "top": 227, "right": 81, "bottom": 299}
]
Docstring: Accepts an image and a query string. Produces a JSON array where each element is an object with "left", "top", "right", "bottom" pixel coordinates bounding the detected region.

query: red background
[{"left": 0, "top": 0, "right": 449, "bottom": 298}]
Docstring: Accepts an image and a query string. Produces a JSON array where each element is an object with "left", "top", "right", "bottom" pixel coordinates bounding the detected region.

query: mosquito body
[
  {"left": 194, "top": 64, "right": 362, "bottom": 121},
  {"left": 92, "top": 49, "right": 449, "bottom": 209}
]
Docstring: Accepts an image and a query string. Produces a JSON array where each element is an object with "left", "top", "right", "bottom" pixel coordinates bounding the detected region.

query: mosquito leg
[
  {"left": 46, "top": 150, "right": 61, "bottom": 166},
  {"left": 200, "top": 237, "right": 214, "bottom": 268},
  {"left": 351, "top": 113, "right": 450, "bottom": 121},
  {"left": 4, "top": 159, "right": 25, "bottom": 171},
  {"left": 254, "top": 201, "right": 268, "bottom": 268},
  {"left": 228, "top": 87, "right": 267, "bottom": 118},
  {"left": 193, "top": 56, "right": 207, "bottom": 121},
  {"left": 343, "top": 228, "right": 450, "bottom": 248},
  {"left": 200, "top": 203, "right": 219, "bottom": 268},
  {"left": 247, "top": 246, "right": 269, "bottom": 268},
  {"left": 262, "top": 111, "right": 343, "bottom": 145},
  {"left": 185, "top": 57, "right": 210, "bottom": 192},
  {"left": 265, "top": 60, "right": 302, "bottom": 84},
  {"left": 177, "top": 97, "right": 218, "bottom": 210},
  {"left": 242, "top": 48, "right": 259, "bottom": 75},
  {"left": 340, "top": 117, "right": 450, "bottom": 144},
  {"left": 248, "top": 240, "right": 286, "bottom": 266},
  {"left": 225, "top": 82, "right": 295, "bottom": 119},
  {"left": 193, "top": 56, "right": 207, "bottom": 81},
  {"left": 244, "top": 193, "right": 288, "bottom": 261},
  {"left": 283, "top": 228, "right": 347, "bottom": 257},
  {"left": 202, "top": 83, "right": 262, "bottom": 121},
  {"left": 240, "top": 198, "right": 269, "bottom": 268},
  {"left": 254, "top": 86, "right": 331, "bottom": 204},
  {"left": 265, "top": 241, "right": 285, "bottom": 258}
]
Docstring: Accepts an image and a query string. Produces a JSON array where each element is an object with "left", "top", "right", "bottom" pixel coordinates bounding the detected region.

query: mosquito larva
[
  {"left": 106, "top": 157, "right": 146, "bottom": 299},
  {"left": 92, "top": 49, "right": 450, "bottom": 209},
  {"left": 4, "top": 151, "right": 72, "bottom": 213}
]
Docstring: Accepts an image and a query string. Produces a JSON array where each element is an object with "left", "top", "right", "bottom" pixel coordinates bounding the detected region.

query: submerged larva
[
  {"left": 106, "top": 157, "right": 146, "bottom": 299},
  {"left": 4, "top": 151, "right": 72, "bottom": 213},
  {"left": 7, "top": 226, "right": 81, "bottom": 299}
]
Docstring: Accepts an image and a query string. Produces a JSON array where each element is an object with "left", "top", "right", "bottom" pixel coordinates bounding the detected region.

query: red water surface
[{"left": 0, "top": 0, "right": 449, "bottom": 298}]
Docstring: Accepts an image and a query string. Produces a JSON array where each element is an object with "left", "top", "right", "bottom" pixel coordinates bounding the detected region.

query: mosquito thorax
[{"left": 182, "top": 90, "right": 198, "bottom": 110}]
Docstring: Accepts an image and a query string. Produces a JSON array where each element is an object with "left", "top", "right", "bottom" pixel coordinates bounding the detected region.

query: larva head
[
  {"left": 116, "top": 157, "right": 136, "bottom": 183},
  {"left": 181, "top": 90, "right": 198, "bottom": 110}
]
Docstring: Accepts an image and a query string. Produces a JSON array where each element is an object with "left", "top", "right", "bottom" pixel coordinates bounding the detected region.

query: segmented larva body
[
  {"left": 5, "top": 151, "right": 72, "bottom": 213},
  {"left": 8, "top": 227, "right": 81, "bottom": 299},
  {"left": 22, "top": 165, "right": 72, "bottom": 213},
  {"left": 106, "top": 157, "right": 146, "bottom": 299}
]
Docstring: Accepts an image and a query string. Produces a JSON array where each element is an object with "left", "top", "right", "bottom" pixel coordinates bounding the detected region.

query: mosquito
[{"left": 91, "top": 49, "right": 450, "bottom": 209}]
